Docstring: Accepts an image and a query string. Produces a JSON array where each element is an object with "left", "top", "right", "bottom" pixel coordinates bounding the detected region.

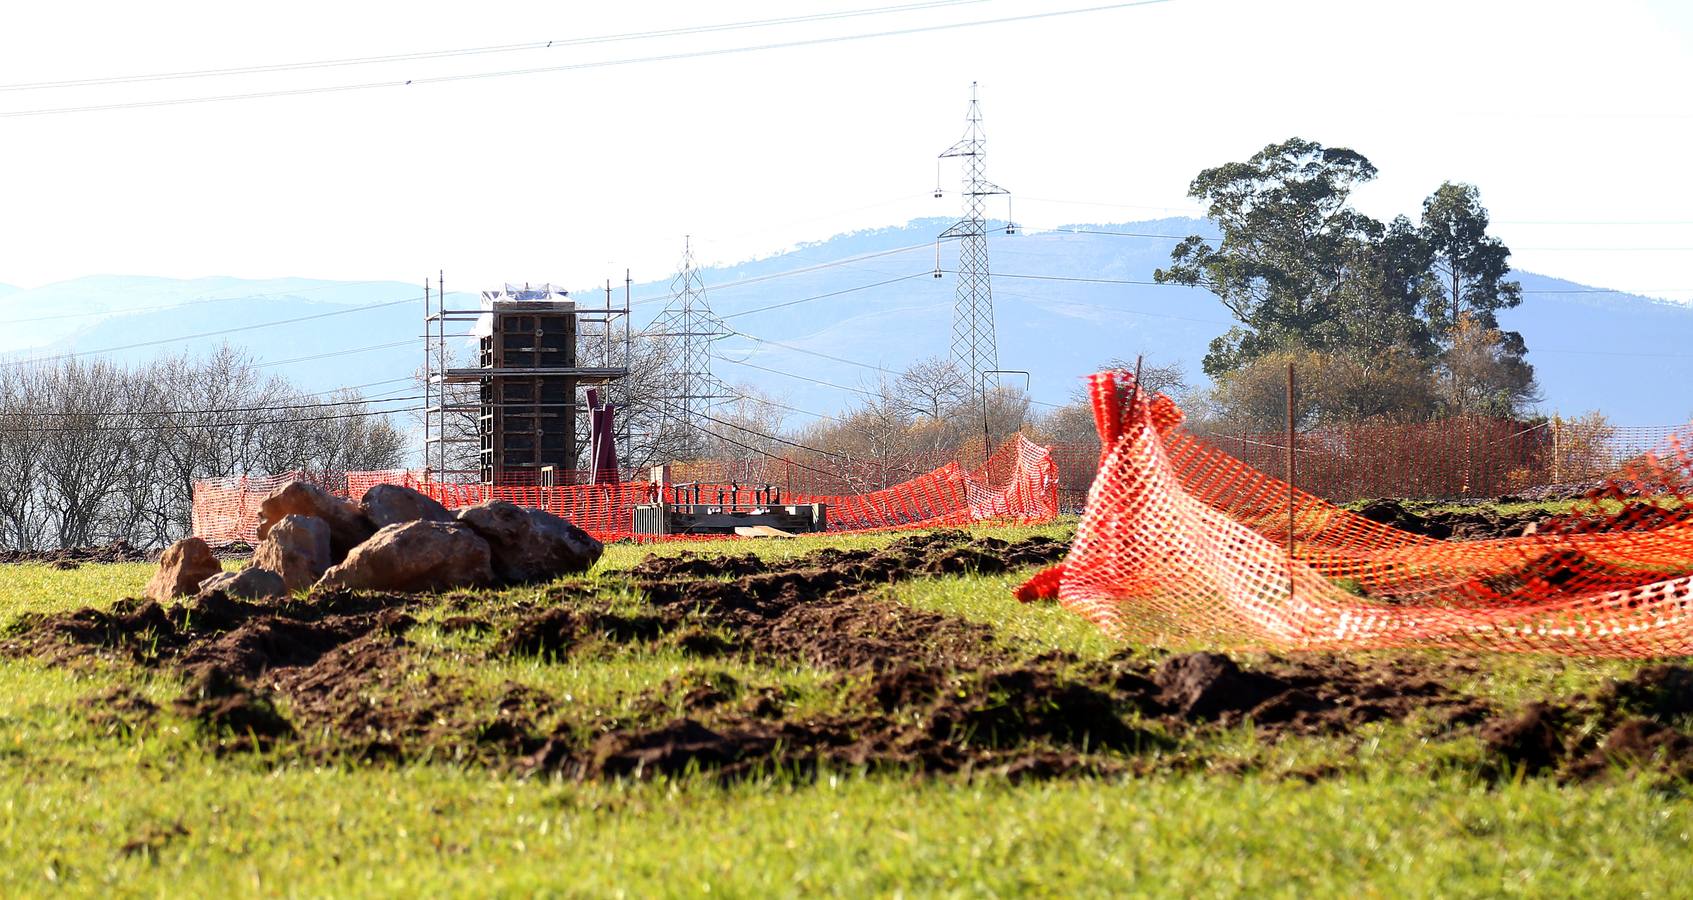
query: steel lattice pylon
[
  {"left": 938, "top": 82, "right": 1011, "bottom": 404},
  {"left": 648, "top": 238, "right": 730, "bottom": 456}
]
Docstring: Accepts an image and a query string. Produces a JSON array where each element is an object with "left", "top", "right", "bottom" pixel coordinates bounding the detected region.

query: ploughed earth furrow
[{"left": 13, "top": 530, "right": 1692, "bottom": 783}]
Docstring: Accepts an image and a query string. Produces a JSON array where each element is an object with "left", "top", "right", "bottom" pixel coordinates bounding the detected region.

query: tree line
[
  {"left": 1154, "top": 137, "right": 1538, "bottom": 430},
  {"left": 697, "top": 137, "right": 1547, "bottom": 481},
  {"left": 0, "top": 345, "right": 404, "bottom": 550}
]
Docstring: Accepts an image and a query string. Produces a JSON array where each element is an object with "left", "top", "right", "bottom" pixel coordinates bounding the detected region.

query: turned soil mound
[
  {"left": 0, "top": 540, "right": 155, "bottom": 566},
  {"left": 1354, "top": 497, "right": 1691, "bottom": 542},
  {"left": 1479, "top": 664, "right": 1693, "bottom": 783},
  {"left": 18, "top": 529, "right": 1686, "bottom": 783}
]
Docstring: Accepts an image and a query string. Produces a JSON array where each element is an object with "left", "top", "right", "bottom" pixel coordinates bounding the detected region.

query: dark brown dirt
[
  {"left": 1477, "top": 664, "right": 1693, "bottom": 783},
  {"left": 527, "top": 660, "right": 1158, "bottom": 782},
  {"left": 517, "top": 647, "right": 1491, "bottom": 782},
  {"left": 1480, "top": 702, "right": 1567, "bottom": 774},
  {"left": 1354, "top": 496, "right": 1691, "bottom": 543},
  {"left": 0, "top": 540, "right": 154, "bottom": 565},
  {"left": 174, "top": 664, "right": 294, "bottom": 750},
  {"left": 630, "top": 531, "right": 1046, "bottom": 672},
  {"left": 628, "top": 531, "right": 1070, "bottom": 584},
  {"left": 1354, "top": 499, "right": 1547, "bottom": 541},
  {"left": 1564, "top": 718, "right": 1693, "bottom": 782},
  {"left": 24, "top": 528, "right": 1679, "bottom": 784},
  {"left": 1144, "top": 652, "right": 1490, "bottom": 739},
  {"left": 1471, "top": 548, "right": 1693, "bottom": 602},
  {"left": 496, "top": 604, "right": 670, "bottom": 660}
]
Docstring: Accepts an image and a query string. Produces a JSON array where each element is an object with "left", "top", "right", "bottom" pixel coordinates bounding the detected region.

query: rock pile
[{"left": 145, "top": 482, "right": 602, "bottom": 603}]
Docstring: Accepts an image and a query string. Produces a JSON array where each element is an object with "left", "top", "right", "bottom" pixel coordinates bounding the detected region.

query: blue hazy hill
[{"left": 4, "top": 220, "right": 1690, "bottom": 426}]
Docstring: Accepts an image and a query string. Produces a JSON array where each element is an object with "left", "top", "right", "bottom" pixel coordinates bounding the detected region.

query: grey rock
[
  {"left": 196, "top": 567, "right": 287, "bottom": 600},
  {"left": 360, "top": 483, "right": 455, "bottom": 529},
  {"left": 316, "top": 520, "right": 493, "bottom": 593},
  {"left": 256, "top": 481, "right": 373, "bottom": 562},
  {"left": 252, "top": 514, "right": 332, "bottom": 592},
  {"left": 144, "top": 537, "right": 223, "bottom": 603},
  {"left": 456, "top": 499, "right": 603, "bottom": 585}
]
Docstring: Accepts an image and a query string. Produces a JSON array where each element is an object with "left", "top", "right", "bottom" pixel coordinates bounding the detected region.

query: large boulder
[
  {"left": 196, "top": 567, "right": 287, "bottom": 601},
  {"left": 144, "top": 537, "right": 223, "bottom": 603},
  {"left": 256, "top": 481, "right": 373, "bottom": 562},
  {"left": 456, "top": 500, "right": 603, "bottom": 585},
  {"left": 316, "top": 520, "right": 493, "bottom": 593},
  {"left": 360, "top": 483, "right": 455, "bottom": 529},
  {"left": 251, "top": 514, "right": 332, "bottom": 592}
]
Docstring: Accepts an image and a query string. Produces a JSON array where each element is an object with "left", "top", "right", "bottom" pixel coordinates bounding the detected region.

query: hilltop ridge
[{"left": 2, "top": 219, "right": 1688, "bottom": 425}]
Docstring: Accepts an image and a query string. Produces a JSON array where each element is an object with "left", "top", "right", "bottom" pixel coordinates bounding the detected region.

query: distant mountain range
[{"left": 1, "top": 218, "right": 1689, "bottom": 429}]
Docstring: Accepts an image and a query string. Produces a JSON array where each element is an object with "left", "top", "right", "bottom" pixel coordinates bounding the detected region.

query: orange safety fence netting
[
  {"left": 189, "top": 470, "right": 346, "bottom": 546},
  {"left": 1019, "top": 371, "right": 1693, "bottom": 657},
  {"left": 193, "top": 435, "right": 1058, "bottom": 545},
  {"left": 1044, "top": 418, "right": 1693, "bottom": 513}
]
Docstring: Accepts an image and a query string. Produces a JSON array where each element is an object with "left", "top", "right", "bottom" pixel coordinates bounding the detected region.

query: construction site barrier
[
  {"left": 193, "top": 435, "right": 1058, "bottom": 545},
  {"left": 1044, "top": 417, "right": 1693, "bottom": 512},
  {"left": 189, "top": 470, "right": 345, "bottom": 546},
  {"left": 1019, "top": 371, "right": 1693, "bottom": 657}
]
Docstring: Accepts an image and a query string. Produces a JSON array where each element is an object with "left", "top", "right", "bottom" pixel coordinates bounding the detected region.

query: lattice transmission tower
[
  {"left": 647, "top": 237, "right": 730, "bottom": 456},
  {"left": 937, "top": 81, "right": 1014, "bottom": 404}
]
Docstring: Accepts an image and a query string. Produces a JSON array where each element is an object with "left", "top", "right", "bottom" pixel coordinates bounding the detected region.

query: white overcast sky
[{"left": 1, "top": 0, "right": 1690, "bottom": 299}]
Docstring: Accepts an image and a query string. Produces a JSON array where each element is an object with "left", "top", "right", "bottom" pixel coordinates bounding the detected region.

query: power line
[
  {"left": 0, "top": 404, "right": 421, "bottom": 435},
  {"left": 1499, "top": 220, "right": 1693, "bottom": 226},
  {"left": 633, "top": 241, "right": 942, "bottom": 310},
  {"left": 0, "top": 280, "right": 391, "bottom": 325},
  {"left": 727, "top": 329, "right": 894, "bottom": 376},
  {"left": 1100, "top": 227, "right": 1693, "bottom": 247},
  {"left": 647, "top": 398, "right": 848, "bottom": 460},
  {"left": 0, "top": 2, "right": 1174, "bottom": 119},
  {"left": 1015, "top": 194, "right": 1198, "bottom": 214},
  {"left": 728, "top": 392, "right": 844, "bottom": 424},
  {"left": 1520, "top": 288, "right": 1693, "bottom": 295},
  {"left": 253, "top": 340, "right": 416, "bottom": 369},
  {"left": 1011, "top": 191, "right": 1693, "bottom": 229},
  {"left": 1040, "top": 227, "right": 1214, "bottom": 241},
  {"left": 1530, "top": 348, "right": 1693, "bottom": 360},
  {"left": 643, "top": 400, "right": 842, "bottom": 479},
  {"left": 723, "top": 329, "right": 1063, "bottom": 408},
  {"left": 0, "top": 1, "right": 990, "bottom": 93},
  {"left": 720, "top": 357, "right": 880, "bottom": 398},
  {"left": 980, "top": 270, "right": 1176, "bottom": 287},
  {"left": 992, "top": 287, "right": 1234, "bottom": 326},
  {"left": 719, "top": 271, "right": 932, "bottom": 320},
  {"left": 0, "top": 295, "right": 421, "bottom": 368},
  {"left": 307, "top": 375, "right": 417, "bottom": 394},
  {"left": 2, "top": 393, "right": 422, "bottom": 419},
  {"left": 1514, "top": 247, "right": 1693, "bottom": 252}
]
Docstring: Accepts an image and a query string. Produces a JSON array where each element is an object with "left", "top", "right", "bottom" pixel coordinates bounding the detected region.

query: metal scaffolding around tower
[
  {"left": 423, "top": 276, "right": 631, "bottom": 484},
  {"left": 645, "top": 238, "right": 732, "bottom": 458},
  {"left": 936, "top": 81, "right": 1015, "bottom": 405}
]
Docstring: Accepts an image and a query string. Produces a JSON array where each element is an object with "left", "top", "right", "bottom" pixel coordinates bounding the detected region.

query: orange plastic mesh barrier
[
  {"left": 1019, "top": 371, "right": 1693, "bottom": 657},
  {"left": 193, "top": 435, "right": 1057, "bottom": 545},
  {"left": 1045, "top": 418, "right": 1693, "bottom": 512},
  {"left": 189, "top": 470, "right": 346, "bottom": 545}
]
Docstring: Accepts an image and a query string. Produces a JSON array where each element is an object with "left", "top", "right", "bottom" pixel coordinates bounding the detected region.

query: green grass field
[{"left": 2, "top": 523, "right": 1691, "bottom": 897}]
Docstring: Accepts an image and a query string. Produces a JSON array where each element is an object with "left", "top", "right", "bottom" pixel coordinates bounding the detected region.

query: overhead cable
[{"left": 0, "top": 2, "right": 1174, "bottom": 118}]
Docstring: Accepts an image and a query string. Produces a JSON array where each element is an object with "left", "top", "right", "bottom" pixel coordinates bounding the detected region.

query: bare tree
[
  {"left": 0, "top": 343, "right": 409, "bottom": 550},
  {"left": 1101, "top": 357, "right": 1190, "bottom": 400},
  {"left": 896, "top": 356, "right": 969, "bottom": 421}
]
